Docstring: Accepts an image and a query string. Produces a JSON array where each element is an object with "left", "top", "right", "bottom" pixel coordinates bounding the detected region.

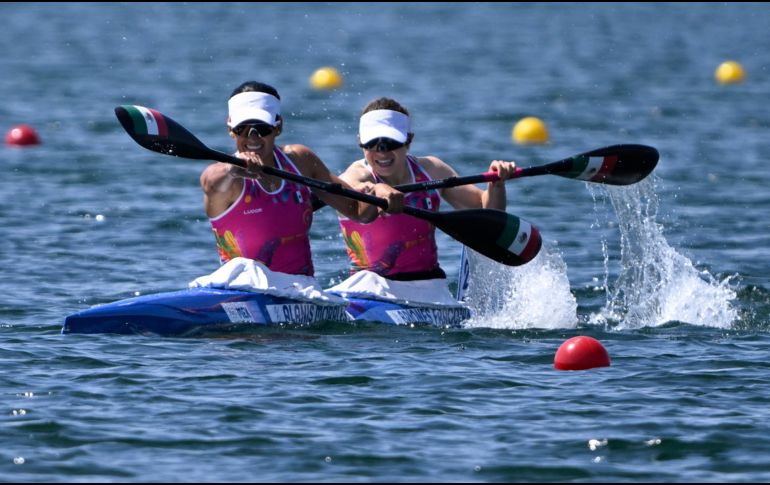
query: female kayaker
[
  {"left": 201, "top": 82, "right": 404, "bottom": 276},
  {"left": 337, "top": 97, "right": 515, "bottom": 281}
]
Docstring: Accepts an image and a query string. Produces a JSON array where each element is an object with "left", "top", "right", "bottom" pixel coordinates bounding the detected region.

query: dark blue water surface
[{"left": 3, "top": 3, "right": 770, "bottom": 482}]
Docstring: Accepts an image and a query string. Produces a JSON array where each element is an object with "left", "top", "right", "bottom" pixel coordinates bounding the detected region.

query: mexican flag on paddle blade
[
  {"left": 565, "top": 154, "right": 619, "bottom": 182},
  {"left": 496, "top": 215, "right": 540, "bottom": 263},
  {"left": 120, "top": 105, "right": 169, "bottom": 137}
]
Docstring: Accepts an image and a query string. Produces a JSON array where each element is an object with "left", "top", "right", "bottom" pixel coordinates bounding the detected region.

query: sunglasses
[
  {"left": 359, "top": 137, "right": 406, "bottom": 152},
  {"left": 232, "top": 122, "right": 275, "bottom": 138}
]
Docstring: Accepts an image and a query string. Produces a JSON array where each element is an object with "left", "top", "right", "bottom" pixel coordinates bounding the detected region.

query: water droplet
[{"left": 588, "top": 438, "right": 607, "bottom": 451}]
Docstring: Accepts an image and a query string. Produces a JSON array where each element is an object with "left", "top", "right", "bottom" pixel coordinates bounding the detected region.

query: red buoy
[
  {"left": 554, "top": 336, "right": 611, "bottom": 371},
  {"left": 5, "top": 124, "right": 41, "bottom": 146}
]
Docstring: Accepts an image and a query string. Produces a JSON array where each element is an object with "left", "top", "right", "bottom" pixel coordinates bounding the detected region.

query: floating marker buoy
[
  {"left": 310, "top": 67, "right": 343, "bottom": 90},
  {"left": 5, "top": 124, "right": 40, "bottom": 146},
  {"left": 554, "top": 336, "right": 611, "bottom": 371},
  {"left": 715, "top": 61, "right": 745, "bottom": 85},
  {"left": 512, "top": 116, "right": 548, "bottom": 144}
]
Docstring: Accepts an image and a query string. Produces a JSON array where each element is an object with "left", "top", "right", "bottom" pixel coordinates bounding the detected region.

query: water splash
[
  {"left": 589, "top": 178, "right": 737, "bottom": 329},
  {"left": 462, "top": 244, "right": 578, "bottom": 329}
]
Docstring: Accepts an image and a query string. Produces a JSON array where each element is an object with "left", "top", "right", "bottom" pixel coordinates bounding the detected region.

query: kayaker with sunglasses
[
  {"left": 336, "top": 97, "right": 516, "bottom": 282},
  {"left": 200, "top": 82, "right": 404, "bottom": 277}
]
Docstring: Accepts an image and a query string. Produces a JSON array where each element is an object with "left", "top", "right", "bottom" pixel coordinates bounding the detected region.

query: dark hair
[
  {"left": 361, "top": 97, "right": 409, "bottom": 117},
  {"left": 229, "top": 81, "right": 281, "bottom": 100}
]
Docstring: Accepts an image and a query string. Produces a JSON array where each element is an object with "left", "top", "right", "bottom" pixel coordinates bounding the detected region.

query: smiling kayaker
[
  {"left": 336, "top": 97, "right": 516, "bottom": 281},
  {"left": 201, "top": 82, "right": 404, "bottom": 276}
]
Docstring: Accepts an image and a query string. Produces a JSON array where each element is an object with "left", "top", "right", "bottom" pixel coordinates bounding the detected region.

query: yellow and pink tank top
[
  {"left": 210, "top": 148, "right": 314, "bottom": 276},
  {"left": 339, "top": 156, "right": 442, "bottom": 279}
]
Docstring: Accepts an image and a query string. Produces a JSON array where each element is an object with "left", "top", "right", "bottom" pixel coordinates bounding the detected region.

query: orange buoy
[
  {"left": 554, "top": 336, "right": 610, "bottom": 370},
  {"left": 5, "top": 124, "right": 41, "bottom": 146}
]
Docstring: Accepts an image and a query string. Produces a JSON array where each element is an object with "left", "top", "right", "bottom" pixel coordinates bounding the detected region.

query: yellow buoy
[
  {"left": 309, "top": 67, "right": 343, "bottom": 90},
  {"left": 512, "top": 117, "right": 549, "bottom": 144},
  {"left": 715, "top": 61, "right": 745, "bottom": 85}
]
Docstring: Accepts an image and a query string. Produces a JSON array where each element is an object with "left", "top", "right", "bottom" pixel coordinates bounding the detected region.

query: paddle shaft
[
  {"left": 390, "top": 164, "right": 590, "bottom": 192},
  {"left": 394, "top": 163, "right": 619, "bottom": 191}
]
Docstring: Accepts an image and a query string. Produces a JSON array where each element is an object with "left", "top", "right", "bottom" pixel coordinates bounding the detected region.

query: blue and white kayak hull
[{"left": 62, "top": 287, "right": 470, "bottom": 335}]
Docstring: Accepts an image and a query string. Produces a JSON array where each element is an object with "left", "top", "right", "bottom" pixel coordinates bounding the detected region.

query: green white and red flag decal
[
  {"left": 121, "top": 105, "right": 169, "bottom": 137},
  {"left": 496, "top": 216, "right": 540, "bottom": 262},
  {"left": 568, "top": 155, "right": 619, "bottom": 182}
]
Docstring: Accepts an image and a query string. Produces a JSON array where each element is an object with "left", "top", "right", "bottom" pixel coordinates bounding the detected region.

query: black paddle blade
[
  {"left": 553, "top": 144, "right": 659, "bottom": 185},
  {"left": 115, "top": 105, "right": 214, "bottom": 160},
  {"left": 422, "top": 209, "right": 542, "bottom": 266}
]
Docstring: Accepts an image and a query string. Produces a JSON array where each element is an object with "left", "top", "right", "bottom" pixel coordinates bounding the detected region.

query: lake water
[{"left": 3, "top": 3, "right": 770, "bottom": 481}]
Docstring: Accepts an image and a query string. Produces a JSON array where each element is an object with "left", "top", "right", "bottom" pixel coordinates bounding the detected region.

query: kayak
[
  {"left": 62, "top": 254, "right": 473, "bottom": 335},
  {"left": 62, "top": 286, "right": 471, "bottom": 336}
]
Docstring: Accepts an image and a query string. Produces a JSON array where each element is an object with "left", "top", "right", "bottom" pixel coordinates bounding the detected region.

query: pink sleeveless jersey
[
  {"left": 339, "top": 156, "right": 441, "bottom": 278},
  {"left": 210, "top": 148, "right": 314, "bottom": 276}
]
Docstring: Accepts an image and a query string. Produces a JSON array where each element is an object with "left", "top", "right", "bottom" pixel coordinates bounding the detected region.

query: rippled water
[{"left": 3, "top": 3, "right": 770, "bottom": 481}]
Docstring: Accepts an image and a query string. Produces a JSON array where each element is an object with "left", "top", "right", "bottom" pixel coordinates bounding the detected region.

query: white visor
[
  {"left": 228, "top": 91, "right": 281, "bottom": 128},
  {"left": 359, "top": 109, "right": 410, "bottom": 145}
]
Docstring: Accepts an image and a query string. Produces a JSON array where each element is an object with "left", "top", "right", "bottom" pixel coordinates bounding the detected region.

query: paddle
[
  {"left": 114, "top": 105, "right": 542, "bottom": 267},
  {"left": 397, "top": 144, "right": 658, "bottom": 190},
  {"left": 310, "top": 144, "right": 659, "bottom": 210}
]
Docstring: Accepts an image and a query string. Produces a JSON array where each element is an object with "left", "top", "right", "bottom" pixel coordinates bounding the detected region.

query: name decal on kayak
[
  {"left": 221, "top": 302, "right": 260, "bottom": 323},
  {"left": 265, "top": 304, "right": 348, "bottom": 323},
  {"left": 385, "top": 307, "right": 470, "bottom": 325}
]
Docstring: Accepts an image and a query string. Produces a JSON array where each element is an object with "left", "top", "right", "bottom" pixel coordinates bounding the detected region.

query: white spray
[
  {"left": 461, "top": 244, "right": 578, "bottom": 330},
  {"left": 589, "top": 178, "right": 737, "bottom": 329}
]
